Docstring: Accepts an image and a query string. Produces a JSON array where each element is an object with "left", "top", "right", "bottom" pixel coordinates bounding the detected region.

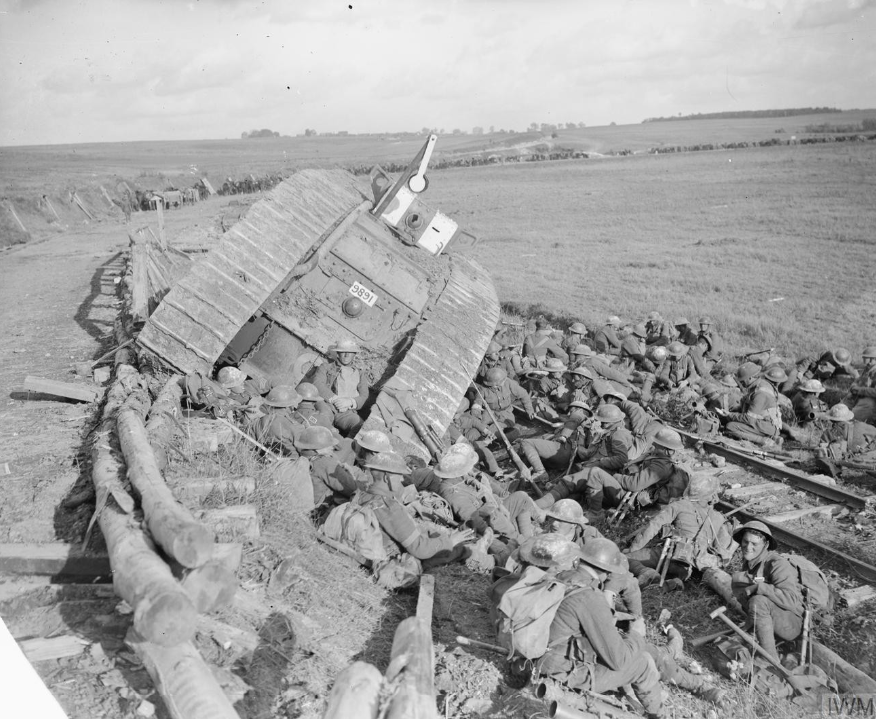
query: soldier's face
[
  {"left": 337, "top": 351, "right": 355, "bottom": 366},
  {"left": 864, "top": 357, "right": 876, "bottom": 367},
  {"left": 741, "top": 531, "right": 767, "bottom": 562}
]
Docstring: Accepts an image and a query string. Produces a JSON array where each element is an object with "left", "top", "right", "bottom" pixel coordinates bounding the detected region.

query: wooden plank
[
  {"left": 23, "top": 376, "right": 101, "bottom": 403},
  {"left": 766, "top": 504, "right": 842, "bottom": 523},
  {"left": 723, "top": 482, "right": 782, "bottom": 499},
  {"left": 19, "top": 635, "right": 89, "bottom": 662},
  {"left": 5, "top": 201, "right": 27, "bottom": 232},
  {"left": 0, "top": 543, "right": 112, "bottom": 578},
  {"left": 416, "top": 574, "right": 435, "bottom": 624},
  {"left": 838, "top": 585, "right": 876, "bottom": 609},
  {"left": 131, "top": 239, "right": 150, "bottom": 321}
]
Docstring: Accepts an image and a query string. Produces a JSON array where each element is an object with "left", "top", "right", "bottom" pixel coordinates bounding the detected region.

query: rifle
[
  {"left": 512, "top": 403, "right": 562, "bottom": 428},
  {"left": 469, "top": 381, "right": 542, "bottom": 496}
]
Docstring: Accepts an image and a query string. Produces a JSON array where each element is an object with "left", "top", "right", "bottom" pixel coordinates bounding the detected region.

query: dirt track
[{"left": 0, "top": 204, "right": 220, "bottom": 718}]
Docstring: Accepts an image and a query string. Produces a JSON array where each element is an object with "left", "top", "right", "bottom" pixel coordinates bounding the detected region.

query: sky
[{"left": 0, "top": 0, "right": 874, "bottom": 146}]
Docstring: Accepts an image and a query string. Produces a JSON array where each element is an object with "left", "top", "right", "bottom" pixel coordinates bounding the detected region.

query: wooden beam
[
  {"left": 723, "top": 482, "right": 782, "bottom": 500},
  {"left": 127, "top": 629, "right": 240, "bottom": 719},
  {"left": 155, "top": 199, "right": 167, "bottom": 249},
  {"left": 766, "top": 504, "right": 842, "bottom": 523},
  {"left": 323, "top": 662, "right": 383, "bottom": 719},
  {"left": 19, "top": 636, "right": 89, "bottom": 662},
  {"left": 5, "top": 201, "right": 27, "bottom": 233},
  {"left": 838, "top": 585, "right": 876, "bottom": 609},
  {"left": 811, "top": 640, "right": 876, "bottom": 694},
  {"left": 385, "top": 617, "right": 438, "bottom": 719},
  {"left": 0, "top": 543, "right": 111, "bottom": 579},
  {"left": 416, "top": 575, "right": 435, "bottom": 624},
  {"left": 117, "top": 407, "right": 215, "bottom": 568},
  {"left": 130, "top": 237, "right": 150, "bottom": 322},
  {"left": 23, "top": 376, "right": 101, "bottom": 403}
]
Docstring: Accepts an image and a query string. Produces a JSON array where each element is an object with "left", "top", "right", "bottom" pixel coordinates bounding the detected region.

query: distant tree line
[
  {"left": 806, "top": 118, "right": 876, "bottom": 133},
  {"left": 642, "top": 108, "right": 842, "bottom": 123},
  {"left": 242, "top": 129, "right": 281, "bottom": 139}
]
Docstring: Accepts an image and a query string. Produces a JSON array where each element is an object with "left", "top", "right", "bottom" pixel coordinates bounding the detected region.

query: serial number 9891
[{"left": 348, "top": 281, "right": 378, "bottom": 307}]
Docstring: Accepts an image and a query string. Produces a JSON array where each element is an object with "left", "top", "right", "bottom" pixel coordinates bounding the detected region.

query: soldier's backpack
[
  {"left": 496, "top": 566, "right": 580, "bottom": 660},
  {"left": 268, "top": 457, "right": 314, "bottom": 512},
  {"left": 321, "top": 495, "right": 388, "bottom": 563},
  {"left": 782, "top": 554, "right": 836, "bottom": 617}
]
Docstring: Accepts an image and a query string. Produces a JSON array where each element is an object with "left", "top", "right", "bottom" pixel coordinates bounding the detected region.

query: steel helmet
[
  {"left": 647, "top": 311, "right": 662, "bottom": 322},
  {"left": 652, "top": 428, "right": 683, "bottom": 452},
  {"left": 330, "top": 338, "right": 361, "bottom": 353},
  {"left": 569, "top": 400, "right": 593, "bottom": 414},
  {"left": 578, "top": 537, "right": 625, "bottom": 574},
  {"left": 569, "top": 322, "right": 587, "bottom": 335},
  {"left": 720, "top": 374, "right": 738, "bottom": 388},
  {"left": 570, "top": 366, "right": 595, "bottom": 380},
  {"left": 698, "top": 316, "right": 714, "bottom": 327},
  {"left": 216, "top": 366, "right": 247, "bottom": 389},
  {"left": 355, "top": 429, "right": 393, "bottom": 453},
  {"left": 674, "top": 317, "right": 690, "bottom": 327},
  {"left": 631, "top": 323, "right": 647, "bottom": 338},
  {"left": 264, "top": 385, "right": 301, "bottom": 408},
  {"left": 456, "top": 397, "right": 471, "bottom": 414},
  {"left": 701, "top": 384, "right": 719, "bottom": 399},
  {"left": 295, "top": 382, "right": 320, "bottom": 401},
  {"left": 486, "top": 341, "right": 502, "bottom": 355},
  {"left": 296, "top": 425, "right": 337, "bottom": 450},
  {"left": 667, "top": 341, "right": 687, "bottom": 358},
  {"left": 518, "top": 533, "right": 582, "bottom": 569},
  {"left": 571, "top": 344, "right": 594, "bottom": 357},
  {"left": 737, "top": 362, "right": 760, "bottom": 384},
  {"left": 832, "top": 348, "right": 852, "bottom": 365},
  {"left": 863, "top": 346, "right": 876, "bottom": 359},
  {"left": 600, "top": 387, "right": 627, "bottom": 402},
  {"left": 826, "top": 403, "right": 854, "bottom": 422},
  {"left": 798, "top": 379, "right": 825, "bottom": 394},
  {"left": 433, "top": 450, "right": 478, "bottom": 478},
  {"left": 483, "top": 367, "right": 507, "bottom": 387},
  {"left": 363, "top": 451, "right": 411, "bottom": 475},
  {"left": 544, "top": 358, "right": 568, "bottom": 373},
  {"left": 686, "top": 474, "right": 718, "bottom": 502},
  {"left": 733, "top": 520, "right": 777, "bottom": 551},
  {"left": 648, "top": 346, "right": 668, "bottom": 363},
  {"left": 605, "top": 316, "right": 621, "bottom": 327},
  {"left": 763, "top": 365, "right": 788, "bottom": 384},
  {"left": 595, "top": 404, "right": 624, "bottom": 424},
  {"left": 544, "top": 499, "right": 588, "bottom": 526}
]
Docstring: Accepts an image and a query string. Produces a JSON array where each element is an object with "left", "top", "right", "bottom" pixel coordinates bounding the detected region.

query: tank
[{"left": 137, "top": 136, "right": 500, "bottom": 457}]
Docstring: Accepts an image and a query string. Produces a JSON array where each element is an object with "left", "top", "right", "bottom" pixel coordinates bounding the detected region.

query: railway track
[{"left": 669, "top": 425, "right": 876, "bottom": 589}]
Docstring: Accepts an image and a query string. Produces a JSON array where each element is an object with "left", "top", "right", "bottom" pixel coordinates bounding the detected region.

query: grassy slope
[{"left": 425, "top": 143, "right": 876, "bottom": 359}]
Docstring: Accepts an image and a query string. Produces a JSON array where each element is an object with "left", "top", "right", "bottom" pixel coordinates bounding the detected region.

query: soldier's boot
[
  {"left": 640, "top": 376, "right": 655, "bottom": 404},
  {"left": 519, "top": 441, "right": 547, "bottom": 479},
  {"left": 629, "top": 562, "right": 662, "bottom": 589},
  {"left": 535, "top": 476, "right": 574, "bottom": 509},
  {"left": 702, "top": 568, "right": 745, "bottom": 616}
]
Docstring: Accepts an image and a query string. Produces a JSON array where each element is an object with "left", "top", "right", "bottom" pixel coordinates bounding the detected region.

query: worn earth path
[{"left": 0, "top": 202, "right": 222, "bottom": 718}]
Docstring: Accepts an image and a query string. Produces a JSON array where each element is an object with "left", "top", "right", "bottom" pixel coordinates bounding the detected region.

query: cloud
[{"left": 793, "top": 0, "right": 876, "bottom": 28}]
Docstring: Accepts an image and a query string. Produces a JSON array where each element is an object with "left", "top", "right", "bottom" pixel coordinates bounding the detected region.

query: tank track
[{"left": 137, "top": 170, "right": 365, "bottom": 374}]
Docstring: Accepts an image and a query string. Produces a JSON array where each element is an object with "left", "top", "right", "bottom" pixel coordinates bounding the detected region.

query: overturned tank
[{"left": 137, "top": 136, "right": 499, "bottom": 457}]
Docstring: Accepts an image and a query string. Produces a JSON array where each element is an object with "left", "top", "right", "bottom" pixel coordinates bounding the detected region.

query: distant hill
[{"left": 643, "top": 108, "right": 842, "bottom": 123}]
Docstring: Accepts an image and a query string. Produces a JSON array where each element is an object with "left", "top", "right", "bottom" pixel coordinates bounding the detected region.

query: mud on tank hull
[{"left": 137, "top": 167, "right": 499, "bottom": 458}]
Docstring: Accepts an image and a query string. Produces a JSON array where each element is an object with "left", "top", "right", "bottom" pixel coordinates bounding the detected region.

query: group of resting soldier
[{"left": 176, "top": 316, "right": 874, "bottom": 718}]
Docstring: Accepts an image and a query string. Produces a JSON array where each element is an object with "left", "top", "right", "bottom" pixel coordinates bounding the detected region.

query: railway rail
[{"left": 665, "top": 425, "right": 876, "bottom": 588}]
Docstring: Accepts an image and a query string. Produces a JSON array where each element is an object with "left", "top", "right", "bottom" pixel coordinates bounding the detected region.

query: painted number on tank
[{"left": 349, "top": 281, "right": 379, "bottom": 307}]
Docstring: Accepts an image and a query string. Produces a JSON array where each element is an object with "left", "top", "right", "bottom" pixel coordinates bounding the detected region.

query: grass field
[{"left": 425, "top": 143, "right": 876, "bottom": 360}]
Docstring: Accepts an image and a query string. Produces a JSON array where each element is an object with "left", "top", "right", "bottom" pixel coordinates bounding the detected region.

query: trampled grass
[{"left": 425, "top": 143, "right": 876, "bottom": 359}]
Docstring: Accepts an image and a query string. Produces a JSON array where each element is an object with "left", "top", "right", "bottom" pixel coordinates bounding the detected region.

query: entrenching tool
[
  {"left": 709, "top": 607, "right": 814, "bottom": 695},
  {"left": 655, "top": 537, "right": 675, "bottom": 587},
  {"left": 455, "top": 635, "right": 505, "bottom": 655},
  {"left": 800, "top": 588, "right": 812, "bottom": 670},
  {"left": 469, "top": 380, "right": 543, "bottom": 496},
  {"left": 690, "top": 627, "right": 734, "bottom": 649},
  {"left": 608, "top": 491, "right": 635, "bottom": 526}
]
